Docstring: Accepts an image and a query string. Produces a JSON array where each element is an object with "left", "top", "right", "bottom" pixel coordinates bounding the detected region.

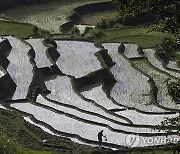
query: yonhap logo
[
  {"left": 125, "top": 134, "right": 180, "bottom": 147},
  {"left": 125, "top": 133, "right": 140, "bottom": 147}
]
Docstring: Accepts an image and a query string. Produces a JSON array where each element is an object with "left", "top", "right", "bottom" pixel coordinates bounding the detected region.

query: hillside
[{"left": 0, "top": 0, "right": 179, "bottom": 154}]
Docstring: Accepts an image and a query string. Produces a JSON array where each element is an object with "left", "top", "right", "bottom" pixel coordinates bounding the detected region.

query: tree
[
  {"left": 165, "top": 79, "right": 180, "bottom": 104},
  {"left": 155, "top": 79, "right": 180, "bottom": 153},
  {"left": 113, "top": 0, "right": 180, "bottom": 54},
  {"left": 113, "top": 0, "right": 179, "bottom": 17}
]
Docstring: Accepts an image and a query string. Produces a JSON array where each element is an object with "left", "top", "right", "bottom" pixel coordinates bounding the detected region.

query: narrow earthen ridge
[
  {"left": 21, "top": 39, "right": 51, "bottom": 101},
  {"left": 118, "top": 44, "right": 180, "bottom": 112},
  {"left": 60, "top": 1, "right": 115, "bottom": 32},
  {"left": 0, "top": 37, "right": 12, "bottom": 69},
  {"left": 0, "top": 37, "right": 12, "bottom": 56},
  {"left": 7, "top": 102, "right": 179, "bottom": 149},
  {"left": 42, "top": 38, "right": 63, "bottom": 76},
  {"left": 26, "top": 38, "right": 63, "bottom": 100},
  {"left": 0, "top": 72, "right": 16, "bottom": 100},
  {"left": 155, "top": 51, "right": 180, "bottom": 75},
  {"left": 0, "top": 38, "right": 16, "bottom": 100},
  {"left": 0, "top": 53, "right": 10, "bottom": 69},
  {"left": 117, "top": 44, "right": 159, "bottom": 106},
  {"left": 43, "top": 38, "right": 60, "bottom": 64}
]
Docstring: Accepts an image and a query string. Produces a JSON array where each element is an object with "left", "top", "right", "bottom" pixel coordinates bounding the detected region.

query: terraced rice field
[
  {"left": 55, "top": 41, "right": 102, "bottom": 78},
  {"left": 124, "top": 44, "right": 143, "bottom": 59},
  {"left": 143, "top": 49, "right": 180, "bottom": 79},
  {"left": 102, "top": 43, "right": 163, "bottom": 112},
  {"left": 81, "top": 85, "right": 178, "bottom": 126},
  {"left": 132, "top": 58, "right": 180, "bottom": 110},
  {"left": 5, "top": 36, "right": 34, "bottom": 100},
  {"left": 0, "top": 36, "right": 179, "bottom": 149},
  {"left": 26, "top": 39, "right": 52, "bottom": 68},
  {"left": 44, "top": 76, "right": 128, "bottom": 124},
  {"left": 167, "top": 61, "right": 180, "bottom": 71},
  {"left": 0, "top": 0, "right": 110, "bottom": 33},
  {"left": 81, "top": 85, "right": 123, "bottom": 110}
]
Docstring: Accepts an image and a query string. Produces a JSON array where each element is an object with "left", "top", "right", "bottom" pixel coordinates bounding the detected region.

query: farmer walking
[{"left": 98, "top": 130, "right": 107, "bottom": 146}]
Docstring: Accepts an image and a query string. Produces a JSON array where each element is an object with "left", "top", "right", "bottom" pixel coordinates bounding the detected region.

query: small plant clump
[{"left": 96, "top": 17, "right": 123, "bottom": 30}]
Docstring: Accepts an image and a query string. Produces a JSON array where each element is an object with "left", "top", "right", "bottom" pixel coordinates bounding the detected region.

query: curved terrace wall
[
  {"left": 0, "top": 38, "right": 12, "bottom": 56},
  {"left": 60, "top": 1, "right": 115, "bottom": 32},
  {"left": 0, "top": 38, "right": 11, "bottom": 69},
  {"left": 0, "top": 53, "right": 9, "bottom": 69},
  {"left": 0, "top": 73, "right": 16, "bottom": 100},
  {"left": 74, "top": 1, "right": 115, "bottom": 15},
  {"left": 0, "top": 38, "right": 15, "bottom": 100},
  {"left": 117, "top": 44, "right": 159, "bottom": 106}
]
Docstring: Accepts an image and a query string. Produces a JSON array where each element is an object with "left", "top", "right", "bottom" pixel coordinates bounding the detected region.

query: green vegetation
[
  {"left": 113, "top": 0, "right": 178, "bottom": 17},
  {"left": 156, "top": 38, "right": 180, "bottom": 62},
  {"left": 0, "top": 21, "right": 34, "bottom": 38},
  {"left": 165, "top": 79, "right": 180, "bottom": 104},
  {"left": 0, "top": 21, "right": 48, "bottom": 38},
  {"left": 85, "top": 26, "right": 174, "bottom": 48},
  {"left": 0, "top": 109, "right": 52, "bottom": 154},
  {"left": 112, "top": 0, "right": 180, "bottom": 60},
  {"left": 166, "top": 51, "right": 180, "bottom": 62},
  {"left": 0, "top": 133, "right": 52, "bottom": 154},
  {"left": 0, "top": 108, "right": 99, "bottom": 154},
  {"left": 131, "top": 151, "right": 174, "bottom": 154},
  {"left": 0, "top": 108, "right": 178, "bottom": 154}
]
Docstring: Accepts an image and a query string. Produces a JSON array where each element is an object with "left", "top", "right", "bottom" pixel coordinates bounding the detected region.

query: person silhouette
[{"left": 98, "top": 130, "right": 107, "bottom": 146}]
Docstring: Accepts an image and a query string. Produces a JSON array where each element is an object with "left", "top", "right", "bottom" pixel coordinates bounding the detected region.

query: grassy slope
[
  {"left": 95, "top": 26, "right": 174, "bottom": 48},
  {"left": 0, "top": 21, "right": 34, "bottom": 38},
  {"left": 0, "top": 109, "right": 52, "bottom": 154},
  {"left": 0, "top": 104, "right": 176, "bottom": 154},
  {"left": 0, "top": 21, "right": 47, "bottom": 38},
  {"left": 94, "top": 26, "right": 180, "bottom": 61},
  {"left": 131, "top": 151, "right": 174, "bottom": 154},
  {"left": 0, "top": 108, "right": 98, "bottom": 154},
  {"left": 165, "top": 50, "right": 180, "bottom": 62}
]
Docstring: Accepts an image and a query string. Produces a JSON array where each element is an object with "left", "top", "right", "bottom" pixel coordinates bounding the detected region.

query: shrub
[
  {"left": 96, "top": 18, "right": 108, "bottom": 29},
  {"left": 156, "top": 38, "right": 180, "bottom": 53},
  {"left": 96, "top": 17, "right": 125, "bottom": 29},
  {"left": 96, "top": 18, "right": 116, "bottom": 29},
  {"left": 70, "top": 26, "right": 80, "bottom": 35},
  {"left": 89, "top": 29, "right": 104, "bottom": 39}
]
